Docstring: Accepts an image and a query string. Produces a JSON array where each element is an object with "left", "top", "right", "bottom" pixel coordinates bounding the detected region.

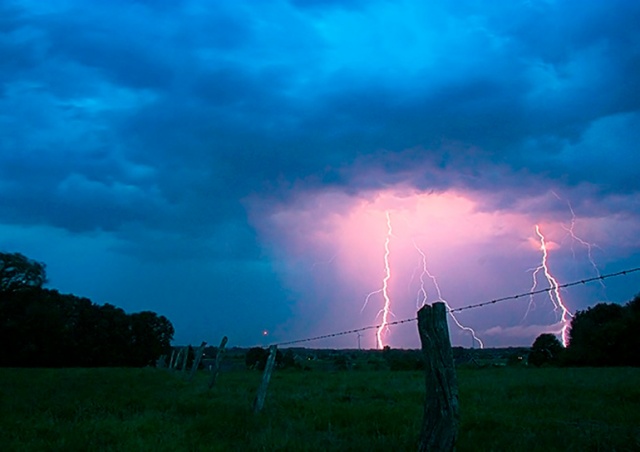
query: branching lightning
[
  {"left": 524, "top": 193, "right": 601, "bottom": 344},
  {"left": 529, "top": 225, "right": 573, "bottom": 346},
  {"left": 556, "top": 195, "right": 605, "bottom": 289},
  {"left": 413, "top": 242, "right": 484, "bottom": 349},
  {"left": 413, "top": 244, "right": 428, "bottom": 310},
  {"left": 362, "top": 211, "right": 394, "bottom": 349},
  {"left": 363, "top": 211, "right": 483, "bottom": 349},
  {"left": 376, "top": 212, "right": 394, "bottom": 349}
]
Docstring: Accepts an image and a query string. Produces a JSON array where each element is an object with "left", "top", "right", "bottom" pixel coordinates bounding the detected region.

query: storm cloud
[{"left": 2, "top": 0, "right": 639, "bottom": 347}]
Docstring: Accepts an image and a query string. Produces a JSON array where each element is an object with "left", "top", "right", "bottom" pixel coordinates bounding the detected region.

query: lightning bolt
[
  {"left": 530, "top": 225, "right": 573, "bottom": 346},
  {"left": 524, "top": 193, "right": 602, "bottom": 325},
  {"left": 364, "top": 212, "right": 483, "bottom": 349},
  {"left": 557, "top": 196, "right": 605, "bottom": 289},
  {"left": 413, "top": 242, "right": 484, "bottom": 349},
  {"left": 362, "top": 211, "right": 394, "bottom": 349},
  {"left": 376, "top": 211, "right": 394, "bottom": 349}
]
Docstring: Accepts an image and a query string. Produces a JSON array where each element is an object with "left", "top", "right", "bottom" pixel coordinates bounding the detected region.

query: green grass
[
  {"left": 0, "top": 366, "right": 639, "bottom": 451},
  {"left": 458, "top": 367, "right": 640, "bottom": 451}
]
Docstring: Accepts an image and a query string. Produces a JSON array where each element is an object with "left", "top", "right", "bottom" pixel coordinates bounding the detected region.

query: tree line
[
  {"left": 530, "top": 294, "right": 640, "bottom": 367},
  {"left": 0, "top": 252, "right": 174, "bottom": 367}
]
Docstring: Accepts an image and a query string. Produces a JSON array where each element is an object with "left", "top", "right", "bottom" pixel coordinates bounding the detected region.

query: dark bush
[{"left": 529, "top": 333, "right": 564, "bottom": 367}]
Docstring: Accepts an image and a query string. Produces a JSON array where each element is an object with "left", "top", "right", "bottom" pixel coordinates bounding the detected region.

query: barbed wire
[
  {"left": 273, "top": 318, "right": 416, "bottom": 347},
  {"left": 449, "top": 266, "right": 640, "bottom": 313},
  {"left": 269, "top": 266, "right": 640, "bottom": 348}
]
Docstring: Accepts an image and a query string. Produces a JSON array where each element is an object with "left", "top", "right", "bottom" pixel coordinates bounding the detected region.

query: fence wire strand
[
  {"left": 269, "top": 266, "right": 640, "bottom": 347},
  {"left": 450, "top": 267, "right": 640, "bottom": 313}
]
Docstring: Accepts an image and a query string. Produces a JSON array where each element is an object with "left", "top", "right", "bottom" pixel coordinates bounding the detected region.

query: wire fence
[{"left": 270, "top": 266, "right": 640, "bottom": 347}]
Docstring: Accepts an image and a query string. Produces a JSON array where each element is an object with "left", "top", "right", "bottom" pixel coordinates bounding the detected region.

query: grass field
[{"left": 1, "top": 366, "right": 639, "bottom": 451}]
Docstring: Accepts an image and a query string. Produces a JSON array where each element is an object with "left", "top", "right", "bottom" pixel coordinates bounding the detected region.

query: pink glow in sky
[{"left": 250, "top": 186, "right": 635, "bottom": 349}]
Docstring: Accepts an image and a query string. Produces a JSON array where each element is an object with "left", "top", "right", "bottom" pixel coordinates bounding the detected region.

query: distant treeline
[
  {"left": 0, "top": 252, "right": 174, "bottom": 367},
  {"left": 530, "top": 294, "right": 640, "bottom": 367}
]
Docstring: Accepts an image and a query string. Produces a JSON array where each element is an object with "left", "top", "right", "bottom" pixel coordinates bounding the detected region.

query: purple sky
[{"left": 2, "top": 0, "right": 640, "bottom": 349}]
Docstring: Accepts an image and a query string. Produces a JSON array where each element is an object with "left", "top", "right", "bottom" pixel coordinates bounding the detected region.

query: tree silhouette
[
  {"left": 0, "top": 252, "right": 175, "bottom": 367},
  {"left": 0, "top": 252, "right": 46, "bottom": 292},
  {"left": 566, "top": 303, "right": 626, "bottom": 366},
  {"left": 565, "top": 296, "right": 640, "bottom": 366},
  {"left": 529, "top": 333, "right": 563, "bottom": 367},
  {"left": 129, "top": 311, "right": 174, "bottom": 366}
]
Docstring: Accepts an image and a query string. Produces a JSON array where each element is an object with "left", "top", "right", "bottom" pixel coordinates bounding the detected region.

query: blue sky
[{"left": 2, "top": 0, "right": 640, "bottom": 348}]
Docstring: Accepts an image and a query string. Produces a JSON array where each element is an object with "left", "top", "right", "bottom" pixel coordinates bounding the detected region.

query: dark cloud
[
  {"left": 2, "top": 0, "right": 639, "bottom": 346},
  {"left": 3, "top": 0, "right": 639, "bottom": 232}
]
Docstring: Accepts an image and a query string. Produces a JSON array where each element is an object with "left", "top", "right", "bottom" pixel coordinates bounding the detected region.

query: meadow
[{"left": 1, "top": 366, "right": 639, "bottom": 451}]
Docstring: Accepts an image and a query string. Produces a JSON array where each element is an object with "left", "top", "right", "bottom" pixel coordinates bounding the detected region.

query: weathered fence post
[
  {"left": 417, "top": 302, "right": 460, "bottom": 452},
  {"left": 180, "top": 346, "right": 190, "bottom": 372},
  {"left": 171, "top": 348, "right": 182, "bottom": 369},
  {"left": 208, "top": 336, "right": 228, "bottom": 389},
  {"left": 188, "top": 341, "right": 207, "bottom": 380},
  {"left": 177, "top": 347, "right": 186, "bottom": 370},
  {"left": 168, "top": 349, "right": 177, "bottom": 369},
  {"left": 253, "top": 345, "right": 277, "bottom": 413}
]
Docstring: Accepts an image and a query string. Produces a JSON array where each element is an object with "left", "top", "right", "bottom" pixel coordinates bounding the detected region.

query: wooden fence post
[
  {"left": 177, "top": 347, "right": 186, "bottom": 370},
  {"left": 181, "top": 346, "right": 190, "bottom": 372},
  {"left": 172, "top": 348, "right": 182, "bottom": 370},
  {"left": 208, "top": 336, "right": 228, "bottom": 389},
  {"left": 168, "top": 349, "right": 177, "bottom": 369},
  {"left": 188, "top": 341, "right": 207, "bottom": 380},
  {"left": 417, "top": 302, "right": 460, "bottom": 452},
  {"left": 253, "top": 345, "right": 277, "bottom": 413}
]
